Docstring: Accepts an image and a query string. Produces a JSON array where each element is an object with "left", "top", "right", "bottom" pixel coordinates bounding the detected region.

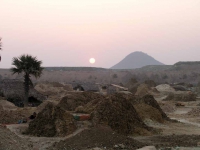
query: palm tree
[
  {"left": 0, "top": 38, "right": 2, "bottom": 61},
  {"left": 0, "top": 38, "right": 2, "bottom": 50},
  {"left": 11, "top": 54, "right": 43, "bottom": 106}
]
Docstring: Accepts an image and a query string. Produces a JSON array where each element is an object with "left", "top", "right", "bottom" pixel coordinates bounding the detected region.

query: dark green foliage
[{"left": 10, "top": 54, "right": 43, "bottom": 106}]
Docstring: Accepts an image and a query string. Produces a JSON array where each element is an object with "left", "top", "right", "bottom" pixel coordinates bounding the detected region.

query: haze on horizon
[{"left": 0, "top": 0, "right": 200, "bottom": 68}]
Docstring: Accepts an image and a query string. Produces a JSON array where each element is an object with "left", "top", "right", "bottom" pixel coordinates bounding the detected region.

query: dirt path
[{"left": 6, "top": 121, "right": 91, "bottom": 150}]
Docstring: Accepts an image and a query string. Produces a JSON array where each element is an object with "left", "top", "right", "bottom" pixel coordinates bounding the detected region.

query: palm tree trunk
[{"left": 24, "top": 73, "right": 29, "bottom": 106}]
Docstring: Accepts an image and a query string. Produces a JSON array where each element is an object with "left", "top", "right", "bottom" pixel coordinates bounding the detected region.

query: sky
[{"left": 0, "top": 0, "right": 200, "bottom": 68}]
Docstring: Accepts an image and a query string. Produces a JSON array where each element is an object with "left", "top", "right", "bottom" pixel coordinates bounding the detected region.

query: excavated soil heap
[
  {"left": 132, "top": 95, "right": 170, "bottom": 122},
  {"left": 158, "top": 102, "right": 176, "bottom": 113},
  {"left": 49, "top": 126, "right": 146, "bottom": 150},
  {"left": 26, "top": 103, "right": 76, "bottom": 137},
  {"left": 134, "top": 103, "right": 164, "bottom": 123},
  {"left": 0, "top": 126, "right": 32, "bottom": 150},
  {"left": 0, "top": 109, "right": 25, "bottom": 124},
  {"left": 135, "top": 84, "right": 150, "bottom": 97},
  {"left": 0, "top": 99, "right": 17, "bottom": 111},
  {"left": 129, "top": 95, "right": 170, "bottom": 122},
  {"left": 91, "top": 93, "right": 152, "bottom": 135},
  {"left": 0, "top": 99, "right": 20, "bottom": 124},
  {"left": 58, "top": 92, "right": 104, "bottom": 111}
]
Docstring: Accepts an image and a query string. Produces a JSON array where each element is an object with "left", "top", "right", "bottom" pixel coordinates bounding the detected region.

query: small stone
[{"left": 118, "top": 144, "right": 125, "bottom": 149}]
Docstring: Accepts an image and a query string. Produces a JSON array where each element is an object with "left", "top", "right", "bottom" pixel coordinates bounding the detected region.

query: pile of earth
[
  {"left": 158, "top": 102, "right": 176, "bottom": 113},
  {"left": 0, "top": 100, "right": 35, "bottom": 124},
  {"left": 144, "top": 80, "right": 156, "bottom": 87},
  {"left": 88, "top": 93, "right": 153, "bottom": 135},
  {"left": 0, "top": 110, "right": 25, "bottom": 124},
  {"left": 131, "top": 95, "right": 170, "bottom": 123},
  {"left": 140, "top": 135, "right": 200, "bottom": 149},
  {"left": 49, "top": 126, "right": 146, "bottom": 150},
  {"left": 26, "top": 103, "right": 77, "bottom": 137},
  {"left": 36, "top": 100, "right": 59, "bottom": 113},
  {"left": 0, "top": 126, "right": 32, "bottom": 150},
  {"left": 135, "top": 84, "right": 150, "bottom": 97},
  {"left": 164, "top": 92, "right": 196, "bottom": 101},
  {"left": 0, "top": 100, "right": 26, "bottom": 124},
  {"left": 156, "top": 84, "right": 175, "bottom": 93},
  {"left": 0, "top": 99, "right": 17, "bottom": 111},
  {"left": 58, "top": 92, "right": 104, "bottom": 111}
]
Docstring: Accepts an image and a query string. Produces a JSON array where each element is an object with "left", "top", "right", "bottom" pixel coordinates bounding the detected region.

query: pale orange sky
[{"left": 0, "top": 0, "right": 200, "bottom": 68}]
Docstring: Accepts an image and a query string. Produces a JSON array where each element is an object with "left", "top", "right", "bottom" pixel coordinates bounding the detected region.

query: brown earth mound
[
  {"left": 26, "top": 103, "right": 76, "bottom": 137},
  {"left": 144, "top": 80, "right": 156, "bottom": 87},
  {"left": 129, "top": 95, "right": 170, "bottom": 122},
  {"left": 0, "top": 110, "right": 25, "bottom": 124},
  {"left": 0, "top": 100, "right": 17, "bottom": 111},
  {"left": 91, "top": 93, "right": 152, "bottom": 135},
  {"left": 158, "top": 102, "right": 176, "bottom": 113},
  {"left": 0, "top": 126, "right": 31, "bottom": 150},
  {"left": 49, "top": 126, "right": 146, "bottom": 150},
  {"left": 135, "top": 84, "right": 150, "bottom": 97},
  {"left": 58, "top": 92, "right": 104, "bottom": 111},
  {"left": 134, "top": 103, "right": 164, "bottom": 123},
  {"left": 36, "top": 100, "right": 59, "bottom": 113}
]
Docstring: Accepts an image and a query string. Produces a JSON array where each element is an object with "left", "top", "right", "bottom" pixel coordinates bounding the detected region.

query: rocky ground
[{"left": 1, "top": 85, "right": 200, "bottom": 150}]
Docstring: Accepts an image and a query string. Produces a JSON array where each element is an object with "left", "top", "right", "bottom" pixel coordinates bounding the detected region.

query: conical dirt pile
[
  {"left": 26, "top": 103, "right": 76, "bottom": 137},
  {"left": 91, "top": 93, "right": 152, "bottom": 135},
  {"left": 58, "top": 92, "right": 104, "bottom": 111}
]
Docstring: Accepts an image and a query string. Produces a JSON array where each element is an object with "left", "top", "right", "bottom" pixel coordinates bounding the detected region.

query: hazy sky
[{"left": 0, "top": 0, "right": 200, "bottom": 68}]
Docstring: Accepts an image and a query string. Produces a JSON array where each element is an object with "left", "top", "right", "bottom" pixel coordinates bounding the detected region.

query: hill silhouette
[{"left": 111, "top": 51, "right": 164, "bottom": 69}]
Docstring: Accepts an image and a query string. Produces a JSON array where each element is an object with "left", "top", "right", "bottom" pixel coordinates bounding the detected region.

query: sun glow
[{"left": 89, "top": 58, "right": 95, "bottom": 64}]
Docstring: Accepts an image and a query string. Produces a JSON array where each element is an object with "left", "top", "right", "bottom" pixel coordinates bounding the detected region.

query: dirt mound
[
  {"left": 58, "top": 92, "right": 104, "bottom": 111},
  {"left": 0, "top": 106, "right": 36, "bottom": 124},
  {"left": 135, "top": 84, "right": 150, "bottom": 97},
  {"left": 26, "top": 103, "right": 76, "bottom": 137},
  {"left": 156, "top": 84, "right": 175, "bottom": 93},
  {"left": 36, "top": 100, "right": 58, "bottom": 113},
  {"left": 130, "top": 95, "right": 169, "bottom": 122},
  {"left": 91, "top": 93, "right": 152, "bottom": 135},
  {"left": 0, "top": 110, "right": 25, "bottom": 124},
  {"left": 49, "top": 126, "right": 146, "bottom": 150},
  {"left": 82, "top": 99, "right": 102, "bottom": 114},
  {"left": 158, "top": 102, "right": 176, "bottom": 113},
  {"left": 164, "top": 92, "right": 196, "bottom": 101},
  {"left": 151, "top": 87, "right": 160, "bottom": 94},
  {"left": 0, "top": 126, "right": 32, "bottom": 150},
  {"left": 0, "top": 100, "right": 17, "bottom": 111},
  {"left": 134, "top": 103, "right": 164, "bottom": 123}
]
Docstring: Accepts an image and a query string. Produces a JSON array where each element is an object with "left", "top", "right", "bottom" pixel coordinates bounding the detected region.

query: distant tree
[
  {"left": 112, "top": 74, "right": 118, "bottom": 78},
  {"left": 0, "top": 38, "right": 1, "bottom": 50},
  {"left": 0, "top": 38, "right": 2, "bottom": 61},
  {"left": 11, "top": 54, "right": 43, "bottom": 106}
]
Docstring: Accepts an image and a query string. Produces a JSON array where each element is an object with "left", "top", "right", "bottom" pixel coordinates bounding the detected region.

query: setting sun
[{"left": 89, "top": 58, "right": 95, "bottom": 64}]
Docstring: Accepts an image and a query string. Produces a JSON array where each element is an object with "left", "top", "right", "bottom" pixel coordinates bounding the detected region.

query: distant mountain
[{"left": 111, "top": 51, "right": 164, "bottom": 69}]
